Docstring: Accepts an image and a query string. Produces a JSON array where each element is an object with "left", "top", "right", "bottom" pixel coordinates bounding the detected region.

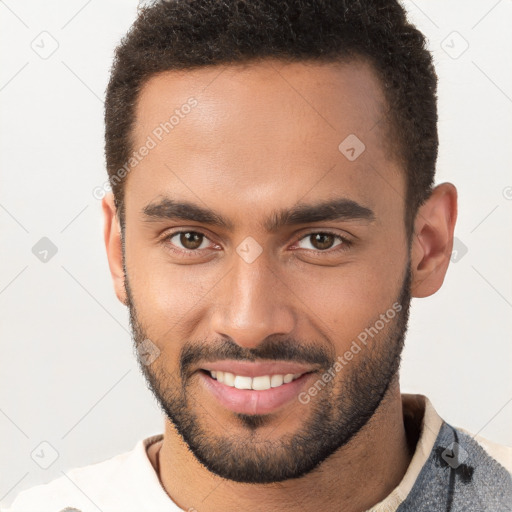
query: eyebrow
[{"left": 142, "top": 196, "right": 375, "bottom": 232}]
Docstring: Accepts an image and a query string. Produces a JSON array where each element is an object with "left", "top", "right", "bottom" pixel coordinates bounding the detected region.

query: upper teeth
[{"left": 210, "top": 371, "right": 303, "bottom": 390}]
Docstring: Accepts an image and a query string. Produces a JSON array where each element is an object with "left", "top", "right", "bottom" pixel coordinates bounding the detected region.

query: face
[{"left": 120, "top": 59, "right": 412, "bottom": 483}]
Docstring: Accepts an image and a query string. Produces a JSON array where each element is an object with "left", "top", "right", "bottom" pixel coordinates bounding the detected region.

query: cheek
[
  {"left": 285, "top": 251, "right": 406, "bottom": 347},
  {"left": 125, "top": 239, "right": 219, "bottom": 338}
]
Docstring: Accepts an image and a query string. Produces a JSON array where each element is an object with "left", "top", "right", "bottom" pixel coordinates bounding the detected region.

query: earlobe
[
  {"left": 410, "top": 183, "right": 458, "bottom": 298},
  {"left": 102, "top": 193, "right": 128, "bottom": 306}
]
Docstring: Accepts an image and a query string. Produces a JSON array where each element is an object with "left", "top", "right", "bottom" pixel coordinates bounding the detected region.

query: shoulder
[
  {"left": 5, "top": 437, "right": 158, "bottom": 512},
  {"left": 403, "top": 393, "right": 512, "bottom": 476},
  {"left": 456, "top": 425, "right": 512, "bottom": 475}
]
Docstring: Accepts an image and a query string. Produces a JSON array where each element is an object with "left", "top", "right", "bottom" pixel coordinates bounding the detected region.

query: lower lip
[{"left": 198, "top": 371, "right": 314, "bottom": 415}]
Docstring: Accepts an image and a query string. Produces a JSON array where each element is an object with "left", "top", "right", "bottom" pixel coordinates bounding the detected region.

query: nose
[{"left": 209, "top": 252, "right": 296, "bottom": 350}]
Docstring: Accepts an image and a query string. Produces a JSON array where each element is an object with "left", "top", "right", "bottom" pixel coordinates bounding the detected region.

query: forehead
[{"left": 126, "top": 58, "right": 404, "bottom": 227}]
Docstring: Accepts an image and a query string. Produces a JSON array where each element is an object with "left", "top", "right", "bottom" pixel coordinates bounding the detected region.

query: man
[{"left": 7, "top": 0, "right": 511, "bottom": 511}]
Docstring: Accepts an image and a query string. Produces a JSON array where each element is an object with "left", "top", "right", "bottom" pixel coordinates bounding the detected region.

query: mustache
[{"left": 180, "top": 336, "right": 334, "bottom": 380}]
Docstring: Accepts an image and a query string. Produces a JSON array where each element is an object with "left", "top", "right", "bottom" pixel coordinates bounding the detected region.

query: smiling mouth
[
  {"left": 200, "top": 369, "right": 310, "bottom": 390},
  {"left": 197, "top": 365, "right": 317, "bottom": 415}
]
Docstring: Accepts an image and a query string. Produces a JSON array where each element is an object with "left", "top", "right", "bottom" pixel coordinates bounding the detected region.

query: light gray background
[{"left": 1, "top": 0, "right": 511, "bottom": 507}]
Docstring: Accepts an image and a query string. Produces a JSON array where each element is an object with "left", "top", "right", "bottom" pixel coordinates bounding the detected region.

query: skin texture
[{"left": 103, "top": 59, "right": 457, "bottom": 511}]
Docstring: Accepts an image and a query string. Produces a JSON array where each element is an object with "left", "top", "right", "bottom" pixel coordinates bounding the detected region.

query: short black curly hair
[{"left": 105, "top": 0, "right": 438, "bottom": 239}]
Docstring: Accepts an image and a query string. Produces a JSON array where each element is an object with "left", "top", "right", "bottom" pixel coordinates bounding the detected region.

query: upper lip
[{"left": 199, "top": 360, "right": 318, "bottom": 377}]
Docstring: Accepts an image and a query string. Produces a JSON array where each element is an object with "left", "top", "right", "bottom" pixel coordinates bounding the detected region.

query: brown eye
[
  {"left": 310, "top": 233, "right": 336, "bottom": 250},
  {"left": 167, "top": 231, "right": 209, "bottom": 251},
  {"left": 296, "top": 232, "right": 350, "bottom": 252},
  {"left": 179, "top": 232, "right": 204, "bottom": 250}
]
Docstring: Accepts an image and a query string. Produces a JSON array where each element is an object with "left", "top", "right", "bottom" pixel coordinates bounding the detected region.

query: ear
[
  {"left": 102, "top": 193, "right": 127, "bottom": 305},
  {"left": 410, "top": 183, "right": 458, "bottom": 298}
]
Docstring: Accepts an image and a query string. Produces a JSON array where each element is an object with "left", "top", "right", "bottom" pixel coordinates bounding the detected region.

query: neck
[{"left": 150, "top": 380, "right": 412, "bottom": 512}]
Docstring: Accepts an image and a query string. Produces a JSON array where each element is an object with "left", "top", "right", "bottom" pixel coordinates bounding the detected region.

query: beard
[{"left": 124, "top": 262, "right": 412, "bottom": 484}]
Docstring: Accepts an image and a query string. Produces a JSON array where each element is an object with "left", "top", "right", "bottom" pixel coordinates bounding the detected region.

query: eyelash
[{"left": 160, "top": 229, "right": 353, "bottom": 257}]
